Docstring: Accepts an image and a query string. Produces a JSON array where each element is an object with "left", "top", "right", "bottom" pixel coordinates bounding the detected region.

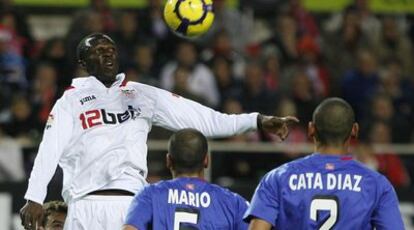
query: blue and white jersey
[
  {"left": 244, "top": 153, "right": 404, "bottom": 230},
  {"left": 126, "top": 177, "right": 249, "bottom": 230}
]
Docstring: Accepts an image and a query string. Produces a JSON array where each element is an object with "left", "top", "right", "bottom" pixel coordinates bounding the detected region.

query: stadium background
[{"left": 0, "top": 0, "right": 414, "bottom": 229}]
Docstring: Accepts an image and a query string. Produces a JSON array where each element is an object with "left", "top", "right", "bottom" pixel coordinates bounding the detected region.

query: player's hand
[
  {"left": 258, "top": 115, "right": 299, "bottom": 141},
  {"left": 20, "top": 200, "right": 44, "bottom": 230}
]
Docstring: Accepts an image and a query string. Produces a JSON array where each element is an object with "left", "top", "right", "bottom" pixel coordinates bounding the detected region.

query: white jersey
[{"left": 24, "top": 74, "right": 258, "bottom": 204}]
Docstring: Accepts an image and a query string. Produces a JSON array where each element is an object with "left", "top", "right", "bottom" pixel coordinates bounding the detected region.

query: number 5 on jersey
[{"left": 174, "top": 208, "right": 199, "bottom": 230}]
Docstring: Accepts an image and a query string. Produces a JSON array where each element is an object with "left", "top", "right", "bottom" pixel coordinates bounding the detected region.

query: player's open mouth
[{"left": 104, "top": 60, "right": 114, "bottom": 67}]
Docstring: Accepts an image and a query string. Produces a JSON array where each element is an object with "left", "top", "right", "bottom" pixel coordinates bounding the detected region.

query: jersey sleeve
[
  {"left": 243, "top": 171, "right": 280, "bottom": 227},
  {"left": 125, "top": 186, "right": 153, "bottom": 230},
  {"left": 371, "top": 176, "right": 405, "bottom": 230},
  {"left": 24, "top": 96, "right": 74, "bottom": 204},
  {"left": 235, "top": 195, "right": 249, "bottom": 230},
  {"left": 151, "top": 87, "right": 258, "bottom": 137}
]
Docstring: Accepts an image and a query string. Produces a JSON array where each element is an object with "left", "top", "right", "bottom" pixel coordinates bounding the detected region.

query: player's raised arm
[
  {"left": 20, "top": 97, "right": 74, "bottom": 230},
  {"left": 151, "top": 87, "right": 298, "bottom": 138},
  {"left": 371, "top": 176, "right": 405, "bottom": 230}
]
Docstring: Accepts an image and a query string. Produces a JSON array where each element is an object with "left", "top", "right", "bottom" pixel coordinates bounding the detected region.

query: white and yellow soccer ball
[{"left": 164, "top": 0, "right": 214, "bottom": 38}]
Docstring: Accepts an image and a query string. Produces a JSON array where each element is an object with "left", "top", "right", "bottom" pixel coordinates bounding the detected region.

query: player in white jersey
[{"left": 19, "top": 33, "right": 298, "bottom": 230}]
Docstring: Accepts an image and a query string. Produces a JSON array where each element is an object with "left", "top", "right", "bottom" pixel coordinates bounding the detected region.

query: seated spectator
[
  {"left": 288, "top": 69, "right": 319, "bottom": 124},
  {"left": 240, "top": 59, "right": 276, "bottom": 114},
  {"left": 40, "top": 200, "right": 67, "bottom": 230},
  {"left": 341, "top": 49, "right": 379, "bottom": 120},
  {"left": 0, "top": 124, "right": 25, "bottom": 182},
  {"left": 160, "top": 41, "right": 219, "bottom": 107},
  {"left": 287, "top": 0, "right": 320, "bottom": 38},
  {"left": 0, "top": 26, "right": 27, "bottom": 90},
  {"left": 363, "top": 93, "right": 412, "bottom": 143},
  {"left": 171, "top": 66, "right": 207, "bottom": 105},
  {"left": 31, "top": 63, "right": 59, "bottom": 124},
  {"left": 2, "top": 94, "right": 40, "bottom": 147},
  {"left": 210, "top": 56, "right": 243, "bottom": 109},
  {"left": 373, "top": 16, "right": 414, "bottom": 77},
  {"left": 356, "top": 122, "right": 410, "bottom": 188},
  {"left": 129, "top": 43, "right": 158, "bottom": 86},
  {"left": 38, "top": 37, "right": 71, "bottom": 90}
]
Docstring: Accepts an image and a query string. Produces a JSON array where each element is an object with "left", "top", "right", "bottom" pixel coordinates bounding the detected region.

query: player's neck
[
  {"left": 315, "top": 145, "right": 349, "bottom": 155},
  {"left": 173, "top": 171, "right": 204, "bottom": 179}
]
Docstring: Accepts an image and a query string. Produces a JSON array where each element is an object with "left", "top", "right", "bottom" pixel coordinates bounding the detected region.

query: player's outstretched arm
[
  {"left": 151, "top": 87, "right": 298, "bottom": 138},
  {"left": 248, "top": 218, "right": 273, "bottom": 230},
  {"left": 19, "top": 200, "right": 43, "bottom": 230},
  {"left": 122, "top": 225, "right": 138, "bottom": 230}
]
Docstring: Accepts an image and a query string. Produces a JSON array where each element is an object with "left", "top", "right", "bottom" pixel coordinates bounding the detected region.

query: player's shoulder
[
  {"left": 265, "top": 155, "right": 311, "bottom": 179},
  {"left": 207, "top": 183, "right": 247, "bottom": 204}
]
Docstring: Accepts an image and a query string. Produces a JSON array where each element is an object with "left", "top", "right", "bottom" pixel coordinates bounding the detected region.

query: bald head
[
  {"left": 168, "top": 129, "right": 208, "bottom": 174},
  {"left": 312, "top": 98, "right": 355, "bottom": 146}
]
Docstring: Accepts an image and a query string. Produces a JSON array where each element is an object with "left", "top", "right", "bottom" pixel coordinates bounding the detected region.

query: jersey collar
[{"left": 71, "top": 73, "right": 126, "bottom": 89}]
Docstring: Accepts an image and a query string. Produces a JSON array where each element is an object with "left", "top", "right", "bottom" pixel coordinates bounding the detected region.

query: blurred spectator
[
  {"left": 324, "top": 0, "right": 381, "bottom": 41},
  {"left": 363, "top": 93, "right": 412, "bottom": 143},
  {"left": 260, "top": 45, "right": 282, "bottom": 93},
  {"left": 271, "top": 97, "right": 307, "bottom": 158},
  {"left": 262, "top": 13, "right": 299, "bottom": 65},
  {"left": 323, "top": 7, "right": 371, "bottom": 80},
  {"left": 297, "top": 35, "right": 330, "bottom": 97},
  {"left": 286, "top": 0, "right": 319, "bottom": 38},
  {"left": 360, "top": 122, "right": 411, "bottom": 188},
  {"left": 0, "top": 26, "right": 27, "bottom": 90},
  {"left": 202, "top": 0, "right": 253, "bottom": 53},
  {"left": 202, "top": 29, "right": 246, "bottom": 78},
  {"left": 0, "top": 124, "right": 25, "bottom": 182},
  {"left": 288, "top": 69, "right": 319, "bottom": 124},
  {"left": 341, "top": 49, "right": 379, "bottom": 120},
  {"left": 128, "top": 43, "right": 158, "bottom": 86},
  {"left": 210, "top": 56, "right": 243, "bottom": 109},
  {"left": 160, "top": 41, "right": 219, "bottom": 107},
  {"left": 2, "top": 95, "right": 40, "bottom": 147},
  {"left": 31, "top": 63, "right": 59, "bottom": 125},
  {"left": 171, "top": 66, "right": 207, "bottom": 105},
  {"left": 373, "top": 16, "right": 414, "bottom": 76},
  {"left": 38, "top": 37, "right": 71, "bottom": 89},
  {"left": 240, "top": 59, "right": 276, "bottom": 114},
  {"left": 112, "top": 11, "right": 148, "bottom": 69},
  {"left": 378, "top": 59, "right": 414, "bottom": 120}
]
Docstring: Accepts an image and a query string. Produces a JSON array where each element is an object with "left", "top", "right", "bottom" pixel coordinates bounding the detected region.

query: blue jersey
[
  {"left": 125, "top": 177, "right": 249, "bottom": 230},
  {"left": 244, "top": 153, "right": 404, "bottom": 230}
]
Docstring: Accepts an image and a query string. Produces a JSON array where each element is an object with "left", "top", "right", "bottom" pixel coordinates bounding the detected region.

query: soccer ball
[{"left": 164, "top": 0, "right": 215, "bottom": 38}]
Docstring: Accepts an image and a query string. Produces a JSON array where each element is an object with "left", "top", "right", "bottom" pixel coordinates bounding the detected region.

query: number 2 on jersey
[
  {"left": 174, "top": 208, "right": 199, "bottom": 230},
  {"left": 310, "top": 196, "right": 339, "bottom": 230}
]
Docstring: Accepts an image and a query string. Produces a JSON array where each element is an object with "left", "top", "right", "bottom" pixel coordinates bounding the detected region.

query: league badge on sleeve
[{"left": 46, "top": 114, "right": 54, "bottom": 130}]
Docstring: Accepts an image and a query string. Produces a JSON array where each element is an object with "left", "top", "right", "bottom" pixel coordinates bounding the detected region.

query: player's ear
[
  {"left": 308, "top": 122, "right": 316, "bottom": 140},
  {"left": 166, "top": 153, "right": 173, "bottom": 170},
  {"left": 351, "top": 123, "right": 359, "bottom": 139},
  {"left": 203, "top": 153, "right": 209, "bottom": 168}
]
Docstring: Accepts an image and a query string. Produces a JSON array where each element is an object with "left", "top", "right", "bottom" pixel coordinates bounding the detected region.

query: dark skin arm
[
  {"left": 257, "top": 114, "right": 299, "bottom": 141},
  {"left": 20, "top": 200, "right": 44, "bottom": 230},
  {"left": 249, "top": 218, "right": 273, "bottom": 230}
]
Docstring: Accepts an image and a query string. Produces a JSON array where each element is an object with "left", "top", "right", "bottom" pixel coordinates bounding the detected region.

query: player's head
[
  {"left": 77, "top": 33, "right": 119, "bottom": 85},
  {"left": 309, "top": 98, "right": 358, "bottom": 147},
  {"left": 42, "top": 201, "right": 67, "bottom": 230},
  {"left": 167, "top": 129, "right": 208, "bottom": 176}
]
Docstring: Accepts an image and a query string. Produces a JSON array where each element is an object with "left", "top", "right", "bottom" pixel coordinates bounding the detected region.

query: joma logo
[{"left": 80, "top": 95, "right": 96, "bottom": 105}]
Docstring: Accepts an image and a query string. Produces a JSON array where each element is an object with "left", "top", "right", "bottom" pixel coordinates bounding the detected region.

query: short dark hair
[
  {"left": 76, "top": 33, "right": 115, "bottom": 62},
  {"left": 168, "top": 129, "right": 208, "bottom": 174},
  {"left": 42, "top": 200, "right": 67, "bottom": 227},
  {"left": 313, "top": 98, "right": 355, "bottom": 146}
]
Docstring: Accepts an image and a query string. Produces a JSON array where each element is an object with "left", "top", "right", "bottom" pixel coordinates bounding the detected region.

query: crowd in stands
[{"left": 0, "top": 0, "right": 413, "bottom": 189}]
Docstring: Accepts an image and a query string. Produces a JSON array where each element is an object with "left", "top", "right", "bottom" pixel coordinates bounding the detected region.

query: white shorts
[{"left": 64, "top": 195, "right": 134, "bottom": 230}]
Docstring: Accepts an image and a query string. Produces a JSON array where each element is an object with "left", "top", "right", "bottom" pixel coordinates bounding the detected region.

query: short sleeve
[
  {"left": 235, "top": 195, "right": 249, "bottom": 230},
  {"left": 371, "top": 176, "right": 404, "bottom": 230},
  {"left": 243, "top": 171, "right": 280, "bottom": 227},
  {"left": 125, "top": 186, "right": 154, "bottom": 230}
]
